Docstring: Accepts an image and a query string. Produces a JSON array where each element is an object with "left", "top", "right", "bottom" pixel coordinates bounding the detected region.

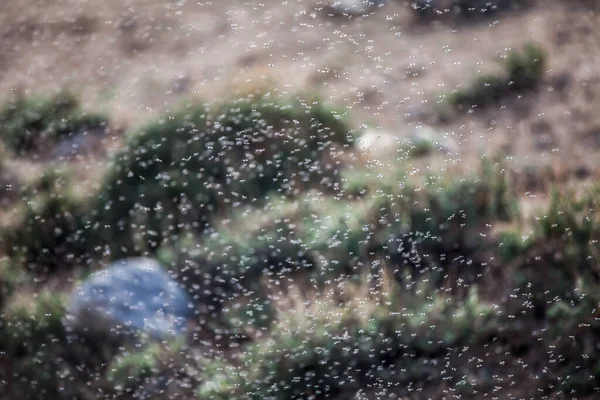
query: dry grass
[{"left": 0, "top": 0, "right": 597, "bottom": 177}]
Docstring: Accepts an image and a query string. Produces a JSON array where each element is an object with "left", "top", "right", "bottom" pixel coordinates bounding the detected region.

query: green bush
[
  {"left": 192, "top": 178, "right": 600, "bottom": 399},
  {"left": 91, "top": 94, "right": 353, "bottom": 257},
  {"left": 197, "top": 275, "right": 500, "bottom": 400},
  {"left": 161, "top": 159, "right": 516, "bottom": 316},
  {"left": 107, "top": 348, "right": 159, "bottom": 388},
  {"left": 0, "top": 291, "right": 69, "bottom": 399},
  {"left": 361, "top": 157, "right": 516, "bottom": 284},
  {"left": 158, "top": 206, "right": 315, "bottom": 315},
  {"left": 158, "top": 191, "right": 377, "bottom": 316},
  {"left": 106, "top": 338, "right": 199, "bottom": 398},
  {"left": 3, "top": 169, "right": 91, "bottom": 274},
  {"left": 490, "top": 185, "right": 600, "bottom": 398},
  {"left": 509, "top": 187, "right": 600, "bottom": 315},
  {"left": 442, "top": 42, "right": 547, "bottom": 110},
  {"left": 497, "top": 229, "right": 533, "bottom": 261},
  {"left": 221, "top": 293, "right": 276, "bottom": 339},
  {"left": 0, "top": 257, "right": 29, "bottom": 308},
  {"left": 0, "top": 91, "right": 108, "bottom": 154}
]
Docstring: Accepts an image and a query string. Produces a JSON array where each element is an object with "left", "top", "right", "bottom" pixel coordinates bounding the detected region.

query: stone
[
  {"left": 64, "top": 257, "right": 194, "bottom": 340},
  {"left": 356, "top": 127, "right": 401, "bottom": 159},
  {"left": 355, "top": 125, "right": 457, "bottom": 160}
]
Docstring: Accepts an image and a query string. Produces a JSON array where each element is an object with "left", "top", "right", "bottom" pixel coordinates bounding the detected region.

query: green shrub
[
  {"left": 159, "top": 208, "right": 315, "bottom": 315},
  {"left": 192, "top": 180, "right": 600, "bottom": 399},
  {"left": 0, "top": 291, "right": 69, "bottom": 399},
  {"left": 106, "top": 338, "right": 199, "bottom": 398},
  {"left": 3, "top": 169, "right": 91, "bottom": 274},
  {"left": 0, "top": 257, "right": 29, "bottom": 308},
  {"left": 159, "top": 190, "right": 382, "bottom": 317},
  {"left": 509, "top": 187, "right": 600, "bottom": 315},
  {"left": 489, "top": 185, "right": 600, "bottom": 397},
  {"left": 364, "top": 158, "right": 516, "bottom": 284},
  {"left": 162, "top": 159, "right": 516, "bottom": 316},
  {"left": 497, "top": 230, "right": 533, "bottom": 261},
  {"left": 0, "top": 91, "right": 108, "bottom": 154},
  {"left": 197, "top": 275, "right": 501, "bottom": 400},
  {"left": 107, "top": 349, "right": 159, "bottom": 388},
  {"left": 442, "top": 42, "right": 547, "bottom": 110},
  {"left": 220, "top": 292, "right": 276, "bottom": 339},
  {"left": 91, "top": 94, "right": 353, "bottom": 257},
  {"left": 544, "top": 278, "right": 600, "bottom": 396}
]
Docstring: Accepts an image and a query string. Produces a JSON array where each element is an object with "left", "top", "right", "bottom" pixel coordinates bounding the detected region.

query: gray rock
[
  {"left": 355, "top": 125, "right": 457, "bottom": 160},
  {"left": 64, "top": 257, "right": 194, "bottom": 340}
]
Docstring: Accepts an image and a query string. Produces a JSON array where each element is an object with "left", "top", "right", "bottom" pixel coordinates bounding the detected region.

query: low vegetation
[
  {"left": 0, "top": 291, "right": 69, "bottom": 399},
  {"left": 2, "top": 168, "right": 91, "bottom": 275},
  {"left": 106, "top": 338, "right": 197, "bottom": 397},
  {"left": 90, "top": 94, "right": 354, "bottom": 258},
  {"left": 411, "top": 0, "right": 527, "bottom": 20},
  {"left": 193, "top": 180, "right": 600, "bottom": 399},
  {"left": 198, "top": 276, "right": 501, "bottom": 399},
  {"left": 1, "top": 80, "right": 600, "bottom": 399},
  {"left": 438, "top": 42, "right": 547, "bottom": 115},
  {"left": 158, "top": 158, "right": 516, "bottom": 320},
  {"left": 0, "top": 91, "right": 108, "bottom": 156}
]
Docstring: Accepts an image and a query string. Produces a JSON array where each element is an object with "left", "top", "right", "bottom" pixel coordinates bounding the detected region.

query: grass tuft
[
  {"left": 440, "top": 42, "right": 547, "bottom": 113},
  {"left": 0, "top": 91, "right": 108, "bottom": 155}
]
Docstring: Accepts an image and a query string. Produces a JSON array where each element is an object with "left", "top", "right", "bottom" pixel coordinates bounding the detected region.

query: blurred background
[{"left": 1, "top": 0, "right": 600, "bottom": 398}]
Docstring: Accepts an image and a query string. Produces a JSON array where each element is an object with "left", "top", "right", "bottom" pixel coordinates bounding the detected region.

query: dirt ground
[{"left": 2, "top": 0, "right": 600, "bottom": 185}]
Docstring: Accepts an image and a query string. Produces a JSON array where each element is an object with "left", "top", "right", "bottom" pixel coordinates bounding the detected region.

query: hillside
[{"left": 1, "top": 0, "right": 600, "bottom": 399}]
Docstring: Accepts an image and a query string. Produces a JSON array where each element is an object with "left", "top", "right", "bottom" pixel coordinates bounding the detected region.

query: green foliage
[
  {"left": 505, "top": 42, "right": 547, "bottom": 87},
  {"left": 513, "top": 187, "right": 600, "bottom": 313},
  {"left": 544, "top": 277, "right": 600, "bottom": 396},
  {"left": 162, "top": 160, "right": 516, "bottom": 314},
  {"left": 3, "top": 169, "right": 90, "bottom": 274},
  {"left": 193, "top": 178, "right": 600, "bottom": 400},
  {"left": 491, "top": 185, "right": 600, "bottom": 397},
  {"left": 91, "top": 94, "right": 353, "bottom": 257},
  {"left": 497, "top": 230, "right": 533, "bottom": 261},
  {"left": 442, "top": 42, "right": 547, "bottom": 110},
  {"left": 198, "top": 276, "right": 501, "bottom": 400},
  {"left": 0, "top": 257, "right": 29, "bottom": 307},
  {"left": 221, "top": 293, "right": 276, "bottom": 339},
  {"left": 2, "top": 291, "right": 66, "bottom": 351},
  {"left": 106, "top": 344, "right": 161, "bottom": 389},
  {"left": 160, "top": 210, "right": 314, "bottom": 314},
  {"left": 0, "top": 91, "right": 108, "bottom": 154},
  {"left": 365, "top": 158, "right": 516, "bottom": 283},
  {"left": 0, "top": 291, "right": 68, "bottom": 399},
  {"left": 403, "top": 136, "right": 436, "bottom": 158},
  {"left": 106, "top": 338, "right": 194, "bottom": 396}
]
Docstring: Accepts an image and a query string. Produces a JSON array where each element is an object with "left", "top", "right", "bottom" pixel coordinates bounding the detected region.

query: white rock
[
  {"left": 356, "top": 128, "right": 401, "bottom": 158},
  {"left": 355, "top": 125, "right": 458, "bottom": 160}
]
